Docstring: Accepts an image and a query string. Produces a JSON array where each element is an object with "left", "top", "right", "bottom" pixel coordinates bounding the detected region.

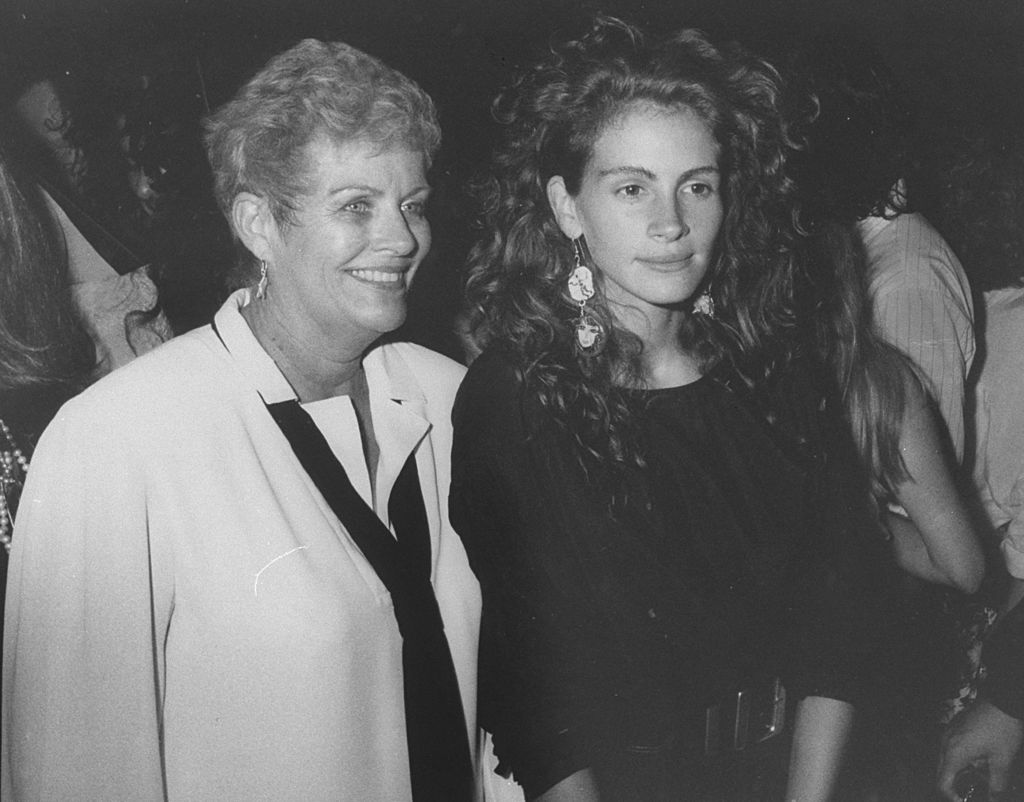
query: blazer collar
[
  {"left": 213, "top": 288, "right": 430, "bottom": 441},
  {"left": 213, "top": 289, "right": 296, "bottom": 404},
  {"left": 363, "top": 343, "right": 427, "bottom": 406}
]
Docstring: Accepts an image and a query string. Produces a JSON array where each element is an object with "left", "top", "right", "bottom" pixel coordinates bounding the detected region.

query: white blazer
[{"left": 2, "top": 290, "right": 482, "bottom": 801}]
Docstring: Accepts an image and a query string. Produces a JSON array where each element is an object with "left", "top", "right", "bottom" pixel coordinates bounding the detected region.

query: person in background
[
  {"left": 795, "top": 220, "right": 987, "bottom": 802},
  {"left": 2, "top": 48, "right": 170, "bottom": 375},
  {"left": 796, "top": 220, "right": 983, "bottom": 598},
  {"left": 116, "top": 63, "right": 234, "bottom": 334},
  {"left": 932, "top": 125, "right": 1024, "bottom": 800},
  {"left": 786, "top": 36, "right": 975, "bottom": 464},
  {"left": 452, "top": 16, "right": 889, "bottom": 801},
  {"left": 933, "top": 126, "right": 1024, "bottom": 614},
  {"left": 0, "top": 135, "right": 95, "bottom": 629},
  {"left": 2, "top": 38, "right": 481, "bottom": 800},
  {"left": 937, "top": 598, "right": 1024, "bottom": 800},
  {"left": 785, "top": 37, "right": 990, "bottom": 801}
]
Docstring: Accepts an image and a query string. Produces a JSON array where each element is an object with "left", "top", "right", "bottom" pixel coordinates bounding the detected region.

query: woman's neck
[
  {"left": 640, "top": 339, "right": 703, "bottom": 388},
  {"left": 242, "top": 299, "right": 381, "bottom": 493},
  {"left": 617, "top": 305, "right": 703, "bottom": 388},
  {"left": 241, "top": 300, "right": 371, "bottom": 402}
]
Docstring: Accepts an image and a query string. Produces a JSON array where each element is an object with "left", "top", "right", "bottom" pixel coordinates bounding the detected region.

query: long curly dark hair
[{"left": 463, "top": 15, "right": 804, "bottom": 477}]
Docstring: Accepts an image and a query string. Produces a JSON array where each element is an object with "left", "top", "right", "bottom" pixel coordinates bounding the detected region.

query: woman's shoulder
[
  {"left": 464, "top": 347, "right": 523, "bottom": 386},
  {"left": 55, "top": 326, "right": 231, "bottom": 428},
  {"left": 371, "top": 341, "right": 467, "bottom": 403},
  {"left": 453, "top": 348, "right": 528, "bottom": 436},
  {"left": 457, "top": 348, "right": 525, "bottom": 406}
]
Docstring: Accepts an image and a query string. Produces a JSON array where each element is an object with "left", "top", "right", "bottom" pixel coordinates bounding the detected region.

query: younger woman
[{"left": 452, "top": 16, "right": 890, "bottom": 802}]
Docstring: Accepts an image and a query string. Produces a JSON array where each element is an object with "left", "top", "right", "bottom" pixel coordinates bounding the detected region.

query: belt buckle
[{"left": 704, "top": 677, "right": 786, "bottom": 756}]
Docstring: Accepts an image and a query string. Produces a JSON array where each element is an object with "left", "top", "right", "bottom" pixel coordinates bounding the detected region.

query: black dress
[{"left": 449, "top": 349, "right": 893, "bottom": 800}]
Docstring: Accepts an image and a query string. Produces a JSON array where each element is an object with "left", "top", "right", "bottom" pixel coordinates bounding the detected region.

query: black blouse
[
  {"left": 984, "top": 595, "right": 1024, "bottom": 721},
  {"left": 449, "top": 349, "right": 892, "bottom": 798}
]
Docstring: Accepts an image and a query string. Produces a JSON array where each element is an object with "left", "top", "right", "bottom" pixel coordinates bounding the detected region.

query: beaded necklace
[{"left": 0, "top": 416, "right": 28, "bottom": 554}]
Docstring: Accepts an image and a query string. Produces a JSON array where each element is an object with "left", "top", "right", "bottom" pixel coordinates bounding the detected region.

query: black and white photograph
[{"left": 1, "top": 1, "right": 1023, "bottom": 799}]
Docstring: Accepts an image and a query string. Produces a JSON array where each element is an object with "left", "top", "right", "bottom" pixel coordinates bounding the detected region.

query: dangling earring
[
  {"left": 568, "top": 237, "right": 605, "bottom": 354},
  {"left": 692, "top": 286, "right": 715, "bottom": 317},
  {"left": 256, "top": 259, "right": 268, "bottom": 300}
]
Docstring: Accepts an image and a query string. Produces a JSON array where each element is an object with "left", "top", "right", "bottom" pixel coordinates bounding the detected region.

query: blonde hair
[{"left": 204, "top": 38, "right": 440, "bottom": 231}]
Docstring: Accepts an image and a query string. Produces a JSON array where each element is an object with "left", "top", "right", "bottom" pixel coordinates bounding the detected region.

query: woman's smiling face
[
  {"left": 262, "top": 135, "right": 432, "bottom": 347},
  {"left": 549, "top": 102, "right": 723, "bottom": 326}
]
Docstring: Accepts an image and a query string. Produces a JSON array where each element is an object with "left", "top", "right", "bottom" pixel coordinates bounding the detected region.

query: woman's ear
[
  {"left": 546, "top": 175, "right": 583, "bottom": 240},
  {"left": 231, "top": 193, "right": 276, "bottom": 262}
]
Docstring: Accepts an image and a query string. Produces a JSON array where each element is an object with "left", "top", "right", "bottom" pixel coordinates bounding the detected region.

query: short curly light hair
[{"left": 204, "top": 38, "right": 441, "bottom": 231}]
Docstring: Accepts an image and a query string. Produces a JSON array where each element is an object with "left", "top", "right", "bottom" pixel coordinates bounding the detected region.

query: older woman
[
  {"left": 452, "top": 17, "right": 889, "bottom": 801},
  {"left": 1, "top": 40, "right": 480, "bottom": 801}
]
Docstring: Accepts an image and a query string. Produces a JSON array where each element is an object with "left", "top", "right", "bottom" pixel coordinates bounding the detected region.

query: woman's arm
[
  {"left": 450, "top": 355, "right": 613, "bottom": 800},
  {"left": 534, "top": 769, "right": 600, "bottom": 802},
  {"left": 785, "top": 696, "right": 855, "bottom": 802},
  {"left": 887, "top": 396, "right": 985, "bottom": 593},
  {"left": 1, "top": 404, "right": 168, "bottom": 801}
]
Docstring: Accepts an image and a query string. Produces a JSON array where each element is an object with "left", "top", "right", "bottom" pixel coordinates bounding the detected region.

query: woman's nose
[
  {"left": 648, "top": 197, "right": 688, "bottom": 241},
  {"left": 375, "top": 207, "right": 419, "bottom": 254}
]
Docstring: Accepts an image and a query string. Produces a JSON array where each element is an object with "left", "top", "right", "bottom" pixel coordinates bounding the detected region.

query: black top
[
  {"left": 984, "top": 597, "right": 1024, "bottom": 721},
  {"left": 449, "top": 349, "right": 891, "bottom": 797},
  {"left": 2, "top": 385, "right": 72, "bottom": 454}
]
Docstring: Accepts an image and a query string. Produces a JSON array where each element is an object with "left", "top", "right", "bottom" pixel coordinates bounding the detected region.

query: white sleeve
[
  {"left": 2, "top": 401, "right": 171, "bottom": 801},
  {"left": 872, "top": 279, "right": 973, "bottom": 463}
]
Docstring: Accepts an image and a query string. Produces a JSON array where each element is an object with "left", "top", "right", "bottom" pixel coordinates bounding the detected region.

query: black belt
[
  {"left": 598, "top": 678, "right": 792, "bottom": 801},
  {"left": 620, "top": 676, "right": 789, "bottom": 759},
  {"left": 701, "top": 676, "right": 788, "bottom": 756}
]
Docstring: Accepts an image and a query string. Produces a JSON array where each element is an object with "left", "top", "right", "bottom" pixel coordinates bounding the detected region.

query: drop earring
[
  {"left": 568, "top": 237, "right": 605, "bottom": 353},
  {"left": 692, "top": 286, "right": 715, "bottom": 317},
  {"left": 256, "top": 259, "right": 268, "bottom": 300}
]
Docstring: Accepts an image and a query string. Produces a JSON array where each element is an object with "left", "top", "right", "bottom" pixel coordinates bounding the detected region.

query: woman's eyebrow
[{"left": 595, "top": 164, "right": 719, "bottom": 180}]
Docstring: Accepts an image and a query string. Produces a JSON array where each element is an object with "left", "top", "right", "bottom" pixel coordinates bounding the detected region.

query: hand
[{"left": 937, "top": 697, "right": 1024, "bottom": 800}]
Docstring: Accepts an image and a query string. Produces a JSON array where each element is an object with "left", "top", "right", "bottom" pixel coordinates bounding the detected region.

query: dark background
[
  {"left": 4, "top": 0, "right": 1020, "bottom": 124},
  {"left": 2, "top": 0, "right": 1021, "bottom": 352}
]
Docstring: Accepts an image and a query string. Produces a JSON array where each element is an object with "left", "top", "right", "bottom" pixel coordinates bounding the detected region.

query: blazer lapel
[{"left": 364, "top": 349, "right": 435, "bottom": 557}]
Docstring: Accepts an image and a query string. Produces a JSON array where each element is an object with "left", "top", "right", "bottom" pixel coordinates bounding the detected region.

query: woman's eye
[
  {"left": 686, "top": 182, "right": 715, "bottom": 198},
  {"left": 401, "top": 199, "right": 427, "bottom": 216},
  {"left": 617, "top": 184, "right": 644, "bottom": 199}
]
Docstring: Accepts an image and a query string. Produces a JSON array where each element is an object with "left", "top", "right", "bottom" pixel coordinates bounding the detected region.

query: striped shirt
[
  {"left": 858, "top": 212, "right": 976, "bottom": 463},
  {"left": 973, "top": 286, "right": 1024, "bottom": 579}
]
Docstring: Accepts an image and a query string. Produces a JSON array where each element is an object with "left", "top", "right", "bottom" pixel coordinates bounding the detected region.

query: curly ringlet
[
  {"left": 464, "top": 15, "right": 803, "bottom": 482},
  {"left": 204, "top": 38, "right": 441, "bottom": 237}
]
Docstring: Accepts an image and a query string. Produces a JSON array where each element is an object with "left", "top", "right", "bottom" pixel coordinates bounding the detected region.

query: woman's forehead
[{"left": 294, "top": 135, "right": 429, "bottom": 195}]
